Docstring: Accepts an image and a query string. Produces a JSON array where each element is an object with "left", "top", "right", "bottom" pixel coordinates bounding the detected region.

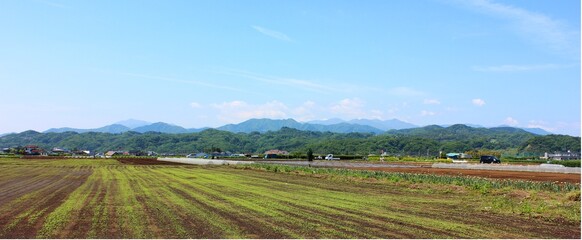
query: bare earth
[{"left": 348, "top": 166, "right": 581, "bottom": 183}]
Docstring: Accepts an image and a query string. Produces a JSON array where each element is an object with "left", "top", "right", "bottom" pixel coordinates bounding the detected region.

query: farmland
[{"left": 0, "top": 158, "right": 580, "bottom": 238}]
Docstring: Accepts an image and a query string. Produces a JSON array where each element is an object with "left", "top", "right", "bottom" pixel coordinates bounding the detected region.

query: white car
[{"left": 325, "top": 154, "right": 340, "bottom": 160}]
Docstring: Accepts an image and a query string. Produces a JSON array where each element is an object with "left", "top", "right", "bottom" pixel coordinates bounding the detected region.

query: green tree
[{"left": 307, "top": 148, "right": 314, "bottom": 162}]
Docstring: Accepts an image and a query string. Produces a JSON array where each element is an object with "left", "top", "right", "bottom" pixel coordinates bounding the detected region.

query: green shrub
[{"left": 552, "top": 160, "right": 581, "bottom": 168}]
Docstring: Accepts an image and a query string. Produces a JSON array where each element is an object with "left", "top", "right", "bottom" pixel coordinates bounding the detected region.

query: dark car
[{"left": 480, "top": 155, "right": 501, "bottom": 164}]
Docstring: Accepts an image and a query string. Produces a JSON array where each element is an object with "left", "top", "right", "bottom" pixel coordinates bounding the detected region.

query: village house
[
  {"left": 51, "top": 148, "right": 70, "bottom": 155},
  {"left": 264, "top": 149, "right": 289, "bottom": 159},
  {"left": 24, "top": 145, "right": 44, "bottom": 155},
  {"left": 105, "top": 151, "right": 127, "bottom": 158}
]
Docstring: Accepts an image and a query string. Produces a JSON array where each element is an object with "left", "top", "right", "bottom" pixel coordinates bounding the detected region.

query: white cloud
[
  {"left": 504, "top": 117, "right": 519, "bottom": 126},
  {"left": 472, "top": 98, "right": 486, "bottom": 106},
  {"left": 369, "top": 110, "right": 384, "bottom": 120},
  {"left": 294, "top": 101, "right": 315, "bottom": 112},
  {"left": 211, "top": 100, "right": 288, "bottom": 124},
  {"left": 526, "top": 120, "right": 556, "bottom": 132},
  {"left": 472, "top": 63, "right": 568, "bottom": 72},
  {"left": 252, "top": 25, "right": 293, "bottom": 42},
  {"left": 420, "top": 110, "right": 436, "bottom": 116},
  {"left": 526, "top": 120, "right": 581, "bottom": 136},
  {"left": 461, "top": 0, "right": 579, "bottom": 55},
  {"left": 423, "top": 99, "right": 441, "bottom": 105},
  {"left": 330, "top": 98, "right": 365, "bottom": 118},
  {"left": 292, "top": 101, "right": 318, "bottom": 121},
  {"left": 190, "top": 102, "right": 202, "bottom": 109}
]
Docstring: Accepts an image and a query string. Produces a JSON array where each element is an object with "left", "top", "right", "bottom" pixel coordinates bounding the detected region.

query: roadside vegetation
[{"left": 0, "top": 158, "right": 579, "bottom": 238}]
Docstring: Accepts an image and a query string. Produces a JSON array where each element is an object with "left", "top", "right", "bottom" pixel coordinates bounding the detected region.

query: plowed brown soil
[
  {"left": 0, "top": 168, "right": 92, "bottom": 238},
  {"left": 115, "top": 158, "right": 189, "bottom": 165},
  {"left": 348, "top": 166, "right": 581, "bottom": 183}
]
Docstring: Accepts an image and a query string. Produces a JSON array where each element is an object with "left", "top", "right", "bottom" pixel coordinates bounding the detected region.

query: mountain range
[
  {"left": 45, "top": 122, "right": 208, "bottom": 134},
  {"left": 217, "top": 118, "right": 388, "bottom": 133},
  {"left": 1, "top": 123, "right": 576, "bottom": 156},
  {"left": 28, "top": 118, "right": 552, "bottom": 136}
]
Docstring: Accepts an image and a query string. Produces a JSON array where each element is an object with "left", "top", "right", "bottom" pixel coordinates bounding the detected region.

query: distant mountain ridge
[
  {"left": 132, "top": 122, "right": 207, "bottom": 134},
  {"left": 114, "top": 119, "right": 151, "bottom": 129},
  {"left": 45, "top": 124, "right": 131, "bottom": 134},
  {"left": 218, "top": 118, "right": 384, "bottom": 133},
  {"left": 32, "top": 118, "right": 554, "bottom": 135},
  {"left": 347, "top": 119, "right": 417, "bottom": 131},
  {"left": 521, "top": 128, "right": 552, "bottom": 135},
  {"left": 0, "top": 133, "right": 13, "bottom": 137},
  {"left": 307, "top": 118, "right": 416, "bottom": 130},
  {"left": 44, "top": 121, "right": 207, "bottom": 134},
  {"left": 2, "top": 124, "right": 577, "bottom": 156}
]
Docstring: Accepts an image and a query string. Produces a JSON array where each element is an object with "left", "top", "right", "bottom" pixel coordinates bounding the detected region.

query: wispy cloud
[
  {"left": 120, "top": 72, "right": 246, "bottom": 93},
  {"left": 252, "top": 25, "right": 293, "bottom": 42},
  {"left": 472, "top": 98, "right": 486, "bottom": 106},
  {"left": 420, "top": 110, "right": 437, "bottom": 116},
  {"left": 423, "top": 99, "right": 441, "bottom": 105},
  {"left": 190, "top": 102, "right": 202, "bottom": 109},
  {"left": 459, "top": 0, "right": 579, "bottom": 56},
  {"left": 472, "top": 63, "right": 571, "bottom": 72},
  {"left": 387, "top": 87, "right": 424, "bottom": 97}
]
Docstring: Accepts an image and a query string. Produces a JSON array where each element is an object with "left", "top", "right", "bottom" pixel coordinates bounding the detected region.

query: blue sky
[{"left": 0, "top": 0, "right": 580, "bottom": 136}]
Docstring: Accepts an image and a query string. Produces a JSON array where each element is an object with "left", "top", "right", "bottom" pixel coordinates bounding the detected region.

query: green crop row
[{"left": 242, "top": 163, "right": 580, "bottom": 192}]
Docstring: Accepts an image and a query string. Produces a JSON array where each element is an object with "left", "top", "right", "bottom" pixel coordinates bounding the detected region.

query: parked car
[
  {"left": 325, "top": 154, "right": 340, "bottom": 160},
  {"left": 480, "top": 155, "right": 501, "bottom": 164}
]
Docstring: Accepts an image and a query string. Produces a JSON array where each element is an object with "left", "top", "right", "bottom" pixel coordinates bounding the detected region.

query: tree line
[{"left": 0, "top": 126, "right": 579, "bottom": 157}]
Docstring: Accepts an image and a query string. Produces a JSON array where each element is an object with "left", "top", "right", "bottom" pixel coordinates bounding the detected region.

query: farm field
[
  {"left": 349, "top": 166, "right": 581, "bottom": 183},
  {"left": 0, "top": 158, "right": 580, "bottom": 238}
]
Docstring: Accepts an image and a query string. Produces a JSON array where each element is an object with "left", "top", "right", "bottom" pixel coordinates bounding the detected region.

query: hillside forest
[{"left": 0, "top": 124, "right": 579, "bottom": 158}]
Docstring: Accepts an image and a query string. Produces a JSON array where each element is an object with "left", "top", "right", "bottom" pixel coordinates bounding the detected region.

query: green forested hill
[
  {"left": 519, "top": 135, "right": 581, "bottom": 154},
  {"left": 1, "top": 125, "right": 579, "bottom": 156}
]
